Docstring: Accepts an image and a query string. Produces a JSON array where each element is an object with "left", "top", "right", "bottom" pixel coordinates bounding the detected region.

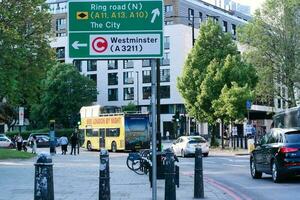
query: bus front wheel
[
  {"left": 111, "top": 142, "right": 117, "bottom": 153},
  {"left": 87, "top": 141, "right": 92, "bottom": 151}
]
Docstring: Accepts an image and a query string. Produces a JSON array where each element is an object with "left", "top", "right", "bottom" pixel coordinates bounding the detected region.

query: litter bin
[{"left": 247, "top": 138, "right": 255, "bottom": 153}]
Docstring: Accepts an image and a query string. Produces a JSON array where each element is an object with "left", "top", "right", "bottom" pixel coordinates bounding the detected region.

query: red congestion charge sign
[{"left": 92, "top": 37, "right": 108, "bottom": 53}]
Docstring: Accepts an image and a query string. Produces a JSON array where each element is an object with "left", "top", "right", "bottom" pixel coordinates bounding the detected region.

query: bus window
[
  {"left": 106, "top": 128, "right": 120, "bottom": 137},
  {"left": 86, "top": 129, "right": 99, "bottom": 137}
]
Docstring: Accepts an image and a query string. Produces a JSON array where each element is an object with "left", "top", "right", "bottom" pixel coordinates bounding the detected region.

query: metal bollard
[
  {"left": 194, "top": 147, "right": 204, "bottom": 199},
  {"left": 34, "top": 153, "right": 54, "bottom": 200},
  {"left": 164, "top": 149, "right": 176, "bottom": 200},
  {"left": 99, "top": 149, "right": 110, "bottom": 200}
]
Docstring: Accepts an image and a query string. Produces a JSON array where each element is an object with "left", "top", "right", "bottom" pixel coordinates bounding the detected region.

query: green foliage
[
  {"left": 213, "top": 83, "right": 253, "bottom": 123},
  {"left": 0, "top": 149, "right": 35, "bottom": 160},
  {"left": 0, "top": 0, "right": 55, "bottom": 106},
  {"left": 178, "top": 19, "right": 257, "bottom": 126},
  {"left": 122, "top": 102, "right": 138, "bottom": 112},
  {"left": 6, "top": 128, "right": 73, "bottom": 139},
  {"left": 30, "top": 63, "right": 98, "bottom": 128},
  {"left": 238, "top": 0, "right": 300, "bottom": 107}
]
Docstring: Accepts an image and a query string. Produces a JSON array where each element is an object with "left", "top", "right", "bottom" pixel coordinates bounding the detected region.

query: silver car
[{"left": 171, "top": 136, "right": 209, "bottom": 157}]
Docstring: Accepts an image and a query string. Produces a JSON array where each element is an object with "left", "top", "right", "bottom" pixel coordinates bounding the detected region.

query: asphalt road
[{"left": 178, "top": 154, "right": 300, "bottom": 200}]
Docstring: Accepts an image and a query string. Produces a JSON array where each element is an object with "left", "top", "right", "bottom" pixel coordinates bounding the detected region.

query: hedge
[{"left": 5, "top": 128, "right": 74, "bottom": 140}]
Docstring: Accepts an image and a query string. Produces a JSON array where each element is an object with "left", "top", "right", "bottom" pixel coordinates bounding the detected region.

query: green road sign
[{"left": 68, "top": 0, "right": 163, "bottom": 59}]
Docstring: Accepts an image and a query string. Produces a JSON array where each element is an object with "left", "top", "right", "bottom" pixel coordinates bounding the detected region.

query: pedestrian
[
  {"left": 166, "top": 131, "right": 170, "bottom": 141},
  {"left": 70, "top": 132, "right": 78, "bottom": 155},
  {"left": 76, "top": 129, "right": 81, "bottom": 155},
  {"left": 31, "top": 135, "right": 37, "bottom": 154},
  {"left": 59, "top": 135, "right": 68, "bottom": 155},
  {"left": 16, "top": 134, "right": 23, "bottom": 151}
]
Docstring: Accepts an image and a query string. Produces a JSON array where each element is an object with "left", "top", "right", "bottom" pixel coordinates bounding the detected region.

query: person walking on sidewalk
[
  {"left": 70, "top": 132, "right": 78, "bottom": 155},
  {"left": 59, "top": 135, "right": 68, "bottom": 155},
  {"left": 16, "top": 134, "right": 23, "bottom": 151},
  {"left": 31, "top": 135, "right": 37, "bottom": 154}
]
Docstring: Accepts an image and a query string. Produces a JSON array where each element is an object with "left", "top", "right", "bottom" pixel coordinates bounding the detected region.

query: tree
[
  {"left": 198, "top": 54, "right": 256, "bottom": 123},
  {"left": 177, "top": 19, "right": 238, "bottom": 122},
  {"left": 238, "top": 0, "right": 300, "bottom": 107},
  {"left": 122, "top": 102, "right": 138, "bottom": 112},
  {"left": 0, "top": 0, "right": 54, "bottom": 116},
  {"left": 31, "top": 63, "right": 98, "bottom": 128},
  {"left": 213, "top": 83, "right": 254, "bottom": 124}
]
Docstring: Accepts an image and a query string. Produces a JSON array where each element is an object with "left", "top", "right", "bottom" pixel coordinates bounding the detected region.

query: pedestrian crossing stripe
[{"left": 77, "top": 12, "right": 88, "bottom": 20}]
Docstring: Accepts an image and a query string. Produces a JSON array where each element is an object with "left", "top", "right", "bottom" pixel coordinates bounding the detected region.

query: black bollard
[
  {"left": 34, "top": 153, "right": 54, "bottom": 200},
  {"left": 164, "top": 149, "right": 176, "bottom": 200},
  {"left": 99, "top": 149, "right": 110, "bottom": 200},
  {"left": 194, "top": 147, "right": 204, "bottom": 199}
]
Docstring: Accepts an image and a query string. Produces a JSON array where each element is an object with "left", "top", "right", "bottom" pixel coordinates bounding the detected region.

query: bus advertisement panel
[{"left": 125, "top": 114, "right": 150, "bottom": 150}]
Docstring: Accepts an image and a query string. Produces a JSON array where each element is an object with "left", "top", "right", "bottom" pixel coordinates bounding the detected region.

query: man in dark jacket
[{"left": 70, "top": 132, "right": 78, "bottom": 155}]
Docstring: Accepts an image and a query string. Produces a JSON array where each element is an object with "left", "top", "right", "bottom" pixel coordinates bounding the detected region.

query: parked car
[
  {"left": 250, "top": 128, "right": 300, "bottom": 183},
  {"left": 171, "top": 136, "right": 209, "bottom": 157},
  {"left": 27, "top": 133, "right": 50, "bottom": 148},
  {"left": 0, "top": 137, "right": 14, "bottom": 148}
]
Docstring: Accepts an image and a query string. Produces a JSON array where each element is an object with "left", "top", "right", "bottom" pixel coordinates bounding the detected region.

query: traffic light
[
  {"left": 172, "top": 111, "right": 180, "bottom": 122},
  {"left": 49, "top": 120, "right": 55, "bottom": 131}
]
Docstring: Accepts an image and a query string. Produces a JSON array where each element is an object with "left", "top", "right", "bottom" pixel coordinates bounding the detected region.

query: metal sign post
[{"left": 151, "top": 59, "right": 157, "bottom": 200}]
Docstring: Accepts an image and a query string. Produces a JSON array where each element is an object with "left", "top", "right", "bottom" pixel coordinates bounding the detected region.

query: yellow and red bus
[{"left": 80, "top": 113, "right": 150, "bottom": 152}]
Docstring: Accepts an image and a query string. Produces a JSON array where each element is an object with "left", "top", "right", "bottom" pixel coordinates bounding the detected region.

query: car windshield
[
  {"left": 188, "top": 137, "right": 206, "bottom": 144},
  {"left": 285, "top": 131, "right": 300, "bottom": 143}
]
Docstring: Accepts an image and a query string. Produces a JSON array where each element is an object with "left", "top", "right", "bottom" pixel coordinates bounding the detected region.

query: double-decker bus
[
  {"left": 79, "top": 112, "right": 150, "bottom": 152},
  {"left": 273, "top": 106, "right": 300, "bottom": 128}
]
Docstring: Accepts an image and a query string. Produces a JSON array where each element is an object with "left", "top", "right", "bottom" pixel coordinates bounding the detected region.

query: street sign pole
[{"left": 151, "top": 59, "right": 157, "bottom": 200}]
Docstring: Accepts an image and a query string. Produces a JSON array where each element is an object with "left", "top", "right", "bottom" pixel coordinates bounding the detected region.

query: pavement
[{"left": 0, "top": 146, "right": 242, "bottom": 200}]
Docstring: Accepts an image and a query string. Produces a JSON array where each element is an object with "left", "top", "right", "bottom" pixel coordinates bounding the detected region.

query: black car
[{"left": 250, "top": 128, "right": 300, "bottom": 183}]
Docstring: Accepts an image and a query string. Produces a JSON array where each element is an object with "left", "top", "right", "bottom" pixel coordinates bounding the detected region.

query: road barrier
[
  {"left": 99, "top": 149, "right": 110, "bottom": 200},
  {"left": 194, "top": 147, "right": 204, "bottom": 199},
  {"left": 34, "top": 153, "right": 54, "bottom": 200}
]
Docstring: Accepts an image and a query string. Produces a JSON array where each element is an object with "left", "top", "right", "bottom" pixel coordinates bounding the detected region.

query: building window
[
  {"left": 108, "top": 73, "right": 118, "bottom": 85},
  {"left": 142, "top": 70, "right": 151, "bottom": 83},
  {"left": 56, "top": 32, "right": 66, "bottom": 37},
  {"left": 188, "top": 8, "right": 194, "bottom": 21},
  {"left": 199, "top": 12, "right": 203, "bottom": 25},
  {"left": 87, "top": 60, "right": 97, "bottom": 71},
  {"left": 165, "top": 20, "right": 174, "bottom": 25},
  {"left": 165, "top": 5, "right": 173, "bottom": 13},
  {"left": 160, "top": 69, "right": 170, "bottom": 82},
  {"left": 108, "top": 88, "right": 118, "bottom": 101},
  {"left": 73, "top": 60, "right": 82, "bottom": 72},
  {"left": 56, "top": 47, "right": 65, "bottom": 59},
  {"left": 160, "top": 86, "right": 170, "bottom": 99},
  {"left": 143, "top": 87, "right": 151, "bottom": 99},
  {"left": 223, "top": 21, "right": 228, "bottom": 32},
  {"left": 142, "top": 60, "right": 151, "bottom": 67},
  {"left": 87, "top": 74, "right": 97, "bottom": 84},
  {"left": 123, "top": 60, "right": 134, "bottom": 69},
  {"left": 164, "top": 36, "right": 170, "bottom": 49},
  {"left": 123, "top": 71, "right": 134, "bottom": 84},
  {"left": 160, "top": 52, "right": 170, "bottom": 66},
  {"left": 231, "top": 24, "right": 236, "bottom": 37},
  {"left": 56, "top": 18, "right": 66, "bottom": 31},
  {"left": 124, "top": 87, "right": 134, "bottom": 100},
  {"left": 108, "top": 60, "right": 118, "bottom": 70}
]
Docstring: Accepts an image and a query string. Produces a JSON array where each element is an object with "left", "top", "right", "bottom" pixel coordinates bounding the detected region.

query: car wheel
[
  {"left": 111, "top": 142, "right": 117, "bottom": 153},
  {"left": 272, "top": 161, "right": 283, "bottom": 183},
  {"left": 203, "top": 153, "right": 209, "bottom": 157},
  {"left": 181, "top": 149, "right": 185, "bottom": 158},
  {"left": 87, "top": 141, "right": 92, "bottom": 151},
  {"left": 250, "top": 157, "right": 262, "bottom": 179}
]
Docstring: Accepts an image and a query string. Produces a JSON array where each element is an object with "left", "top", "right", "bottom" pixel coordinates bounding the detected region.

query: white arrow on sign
[
  {"left": 151, "top": 8, "right": 160, "bottom": 23},
  {"left": 72, "top": 41, "right": 87, "bottom": 50}
]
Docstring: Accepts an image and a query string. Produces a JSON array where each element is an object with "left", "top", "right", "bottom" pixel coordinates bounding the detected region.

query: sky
[{"left": 203, "top": 0, "right": 266, "bottom": 14}]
